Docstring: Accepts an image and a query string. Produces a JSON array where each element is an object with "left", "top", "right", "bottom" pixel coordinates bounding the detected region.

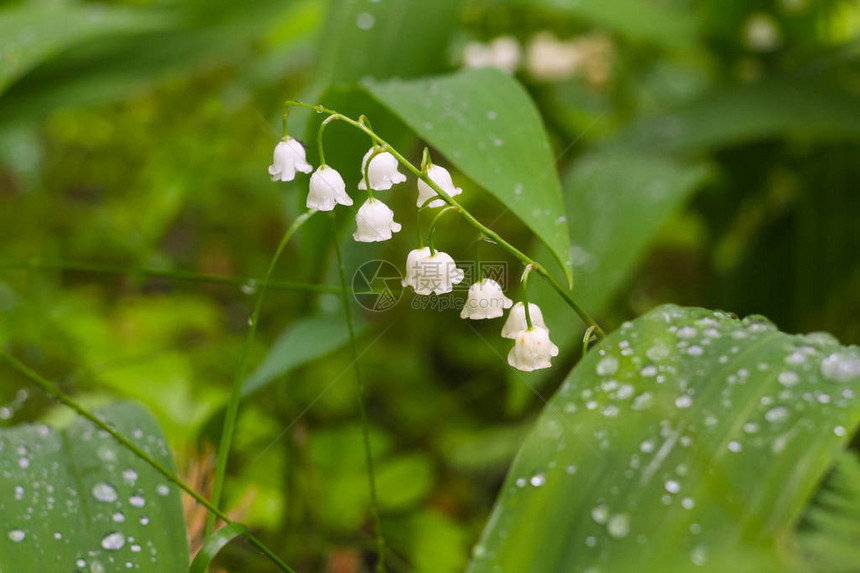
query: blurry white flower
[
  {"left": 401, "top": 247, "right": 465, "bottom": 295},
  {"left": 358, "top": 148, "right": 407, "bottom": 191},
  {"left": 508, "top": 327, "right": 559, "bottom": 371},
  {"left": 417, "top": 164, "right": 462, "bottom": 208},
  {"left": 460, "top": 279, "right": 514, "bottom": 320},
  {"left": 744, "top": 13, "right": 782, "bottom": 52},
  {"left": 463, "top": 36, "right": 522, "bottom": 73},
  {"left": 501, "top": 302, "right": 548, "bottom": 339},
  {"left": 526, "top": 32, "right": 613, "bottom": 86},
  {"left": 306, "top": 165, "right": 352, "bottom": 211},
  {"left": 353, "top": 198, "right": 402, "bottom": 242},
  {"left": 526, "top": 32, "right": 584, "bottom": 82},
  {"left": 268, "top": 137, "right": 313, "bottom": 182}
]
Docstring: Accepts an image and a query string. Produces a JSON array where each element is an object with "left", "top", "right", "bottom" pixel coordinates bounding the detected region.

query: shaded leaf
[
  {"left": 494, "top": 0, "right": 698, "bottom": 48},
  {"left": 469, "top": 305, "right": 860, "bottom": 572},
  {"left": 364, "top": 69, "right": 573, "bottom": 284},
  {"left": 625, "top": 78, "right": 860, "bottom": 153},
  {"left": 0, "top": 402, "right": 189, "bottom": 572}
]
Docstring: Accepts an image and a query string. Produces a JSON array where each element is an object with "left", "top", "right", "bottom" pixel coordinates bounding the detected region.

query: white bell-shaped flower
[
  {"left": 268, "top": 137, "right": 313, "bottom": 182},
  {"left": 417, "top": 164, "right": 463, "bottom": 208},
  {"left": 501, "top": 302, "right": 548, "bottom": 339},
  {"left": 353, "top": 198, "right": 402, "bottom": 242},
  {"left": 358, "top": 148, "right": 407, "bottom": 191},
  {"left": 306, "top": 165, "right": 353, "bottom": 211},
  {"left": 507, "top": 327, "right": 560, "bottom": 372},
  {"left": 460, "top": 279, "right": 514, "bottom": 320},
  {"left": 401, "top": 247, "right": 465, "bottom": 296}
]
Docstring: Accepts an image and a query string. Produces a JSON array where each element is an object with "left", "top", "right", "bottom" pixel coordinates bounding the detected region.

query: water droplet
[
  {"left": 112, "top": 512, "right": 125, "bottom": 523},
  {"left": 18, "top": 457, "right": 29, "bottom": 469},
  {"left": 682, "top": 497, "right": 695, "bottom": 509},
  {"left": 607, "top": 513, "right": 631, "bottom": 538},
  {"left": 76, "top": 559, "right": 86, "bottom": 568},
  {"left": 664, "top": 480, "right": 680, "bottom": 494},
  {"left": 530, "top": 473, "right": 546, "bottom": 487},
  {"left": 101, "top": 531, "right": 125, "bottom": 550},
  {"left": 632, "top": 392, "right": 654, "bottom": 411},
  {"left": 821, "top": 353, "right": 860, "bottom": 382},
  {"left": 356, "top": 12, "right": 375, "bottom": 30},
  {"left": 121, "top": 468, "right": 138, "bottom": 484},
  {"left": 596, "top": 356, "right": 619, "bottom": 376},
  {"left": 690, "top": 545, "right": 708, "bottom": 566},
  {"left": 591, "top": 504, "right": 609, "bottom": 524},
  {"left": 687, "top": 345, "right": 704, "bottom": 356},
  {"left": 566, "top": 464, "right": 577, "bottom": 475},
  {"left": 129, "top": 493, "right": 145, "bottom": 508},
  {"left": 675, "top": 395, "right": 692, "bottom": 408},
  {"left": 156, "top": 484, "right": 169, "bottom": 496},
  {"left": 92, "top": 483, "right": 117, "bottom": 503},
  {"left": 834, "top": 426, "right": 847, "bottom": 437},
  {"left": 8, "top": 528, "right": 25, "bottom": 542},
  {"left": 487, "top": 111, "right": 497, "bottom": 120},
  {"left": 14, "top": 485, "right": 24, "bottom": 500},
  {"left": 641, "top": 365, "right": 657, "bottom": 377},
  {"left": 139, "top": 516, "right": 149, "bottom": 526},
  {"left": 765, "top": 407, "right": 789, "bottom": 423},
  {"left": 778, "top": 371, "right": 800, "bottom": 387},
  {"left": 130, "top": 543, "right": 141, "bottom": 553},
  {"left": 677, "top": 326, "right": 698, "bottom": 339},
  {"left": 728, "top": 441, "right": 742, "bottom": 452}
]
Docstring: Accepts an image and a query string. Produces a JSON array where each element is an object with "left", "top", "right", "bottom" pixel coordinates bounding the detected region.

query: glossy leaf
[
  {"left": 469, "top": 305, "right": 860, "bottom": 573},
  {"left": 189, "top": 524, "right": 244, "bottom": 573},
  {"left": 0, "top": 402, "right": 189, "bottom": 572},
  {"left": 364, "top": 69, "right": 573, "bottom": 284}
]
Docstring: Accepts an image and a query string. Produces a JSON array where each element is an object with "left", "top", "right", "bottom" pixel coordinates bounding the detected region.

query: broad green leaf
[
  {"left": 0, "top": 402, "right": 189, "bottom": 571},
  {"left": 314, "top": 0, "right": 461, "bottom": 87},
  {"left": 189, "top": 524, "right": 244, "bottom": 573},
  {"left": 625, "top": 79, "right": 860, "bottom": 153},
  {"left": 563, "top": 147, "right": 713, "bottom": 312},
  {"left": 364, "top": 69, "right": 574, "bottom": 284},
  {"left": 0, "top": 3, "right": 170, "bottom": 95},
  {"left": 242, "top": 313, "right": 366, "bottom": 397},
  {"left": 469, "top": 305, "right": 860, "bottom": 573},
  {"left": 493, "top": 0, "right": 698, "bottom": 48}
]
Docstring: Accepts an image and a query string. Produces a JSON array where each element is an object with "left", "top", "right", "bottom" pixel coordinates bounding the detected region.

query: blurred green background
[{"left": 1, "top": 0, "right": 859, "bottom": 571}]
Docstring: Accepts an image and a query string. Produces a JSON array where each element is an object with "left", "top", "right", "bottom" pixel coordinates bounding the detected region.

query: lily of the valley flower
[
  {"left": 507, "top": 327, "right": 560, "bottom": 371},
  {"left": 460, "top": 279, "right": 513, "bottom": 320},
  {"left": 401, "top": 247, "right": 465, "bottom": 295},
  {"left": 501, "top": 302, "right": 548, "bottom": 338},
  {"left": 269, "top": 137, "right": 313, "bottom": 182},
  {"left": 307, "top": 165, "right": 353, "bottom": 211},
  {"left": 416, "top": 164, "right": 463, "bottom": 208},
  {"left": 353, "top": 198, "right": 402, "bottom": 242},
  {"left": 358, "top": 148, "right": 407, "bottom": 191}
]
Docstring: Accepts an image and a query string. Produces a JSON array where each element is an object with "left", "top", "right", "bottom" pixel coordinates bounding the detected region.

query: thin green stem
[
  {"left": 582, "top": 325, "right": 597, "bottom": 355},
  {"left": 318, "top": 116, "right": 336, "bottom": 166},
  {"left": 0, "top": 352, "right": 296, "bottom": 573},
  {"left": 426, "top": 206, "right": 458, "bottom": 256},
  {"left": 207, "top": 209, "right": 318, "bottom": 536},
  {"left": 475, "top": 236, "right": 484, "bottom": 281},
  {"left": 330, "top": 218, "right": 387, "bottom": 572},
  {"left": 521, "top": 264, "right": 535, "bottom": 330},
  {"left": 0, "top": 259, "right": 341, "bottom": 293},
  {"left": 282, "top": 101, "right": 603, "bottom": 338}
]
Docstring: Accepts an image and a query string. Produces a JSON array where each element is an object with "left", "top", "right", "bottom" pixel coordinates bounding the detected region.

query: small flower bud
[
  {"left": 501, "top": 302, "right": 548, "bottom": 339},
  {"left": 507, "top": 327, "right": 559, "bottom": 372},
  {"left": 460, "top": 279, "right": 513, "bottom": 320},
  {"left": 416, "top": 164, "right": 462, "bottom": 208},
  {"left": 307, "top": 165, "right": 353, "bottom": 211},
  {"left": 353, "top": 198, "right": 402, "bottom": 242},
  {"left": 358, "top": 148, "right": 407, "bottom": 191},
  {"left": 268, "top": 137, "right": 313, "bottom": 182},
  {"left": 401, "top": 247, "right": 465, "bottom": 296}
]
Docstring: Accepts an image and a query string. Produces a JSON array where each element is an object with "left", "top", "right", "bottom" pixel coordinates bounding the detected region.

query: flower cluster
[{"left": 268, "top": 132, "right": 560, "bottom": 371}]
